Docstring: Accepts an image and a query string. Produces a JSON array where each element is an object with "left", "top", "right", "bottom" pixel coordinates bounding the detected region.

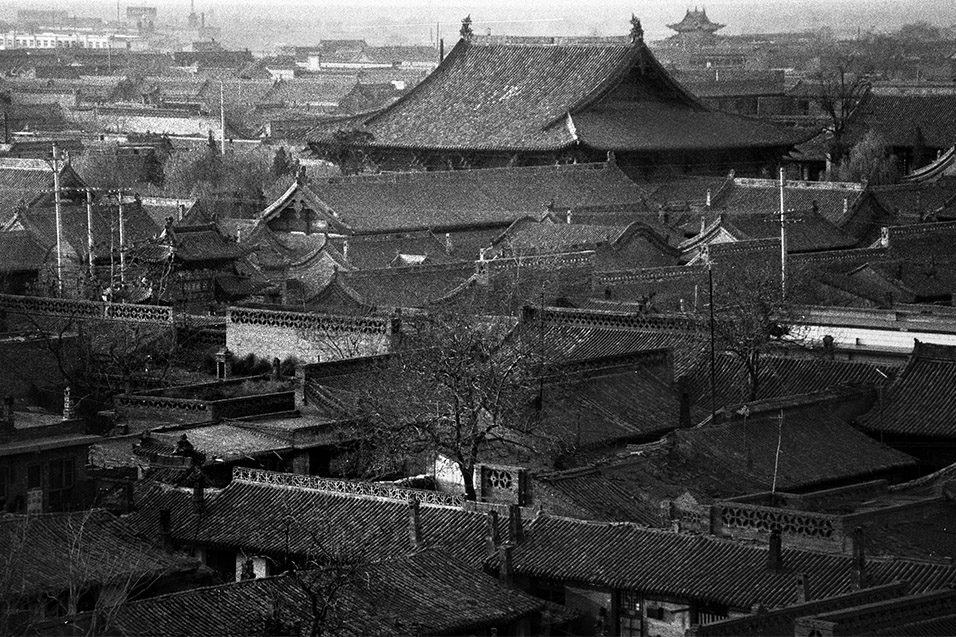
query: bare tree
[
  {"left": 335, "top": 308, "right": 547, "bottom": 500},
  {"left": 703, "top": 262, "right": 808, "bottom": 404},
  {"left": 811, "top": 50, "right": 872, "bottom": 170}
]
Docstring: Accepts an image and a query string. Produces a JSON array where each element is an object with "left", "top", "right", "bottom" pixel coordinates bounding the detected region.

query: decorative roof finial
[
  {"left": 630, "top": 14, "right": 644, "bottom": 44},
  {"left": 460, "top": 15, "right": 473, "bottom": 40}
]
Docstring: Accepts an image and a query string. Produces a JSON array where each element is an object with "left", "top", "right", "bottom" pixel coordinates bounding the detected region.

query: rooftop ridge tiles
[
  {"left": 733, "top": 177, "right": 866, "bottom": 191},
  {"left": 343, "top": 261, "right": 476, "bottom": 278},
  {"left": 323, "top": 161, "right": 614, "bottom": 186},
  {"left": 468, "top": 34, "right": 633, "bottom": 47},
  {"left": 703, "top": 386, "right": 874, "bottom": 424}
]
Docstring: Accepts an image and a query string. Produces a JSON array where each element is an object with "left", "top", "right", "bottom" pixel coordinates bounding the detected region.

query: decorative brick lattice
[
  {"left": 0, "top": 294, "right": 173, "bottom": 324},
  {"left": 228, "top": 307, "right": 390, "bottom": 335},
  {"left": 719, "top": 504, "right": 837, "bottom": 540},
  {"left": 233, "top": 467, "right": 466, "bottom": 508}
]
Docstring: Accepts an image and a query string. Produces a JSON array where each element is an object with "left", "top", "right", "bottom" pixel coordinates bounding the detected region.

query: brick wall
[{"left": 226, "top": 307, "right": 395, "bottom": 362}]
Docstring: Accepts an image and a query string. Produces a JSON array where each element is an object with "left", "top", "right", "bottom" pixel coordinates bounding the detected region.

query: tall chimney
[
  {"left": 768, "top": 528, "right": 782, "bottom": 571},
  {"left": 485, "top": 509, "right": 500, "bottom": 556},
  {"left": 408, "top": 498, "right": 424, "bottom": 551},
  {"left": 193, "top": 473, "right": 206, "bottom": 512},
  {"left": 159, "top": 509, "right": 173, "bottom": 551},
  {"left": 678, "top": 387, "right": 691, "bottom": 428},
  {"left": 498, "top": 543, "right": 514, "bottom": 587},
  {"left": 851, "top": 526, "right": 866, "bottom": 589},
  {"left": 795, "top": 572, "right": 810, "bottom": 603},
  {"left": 507, "top": 504, "right": 524, "bottom": 544}
]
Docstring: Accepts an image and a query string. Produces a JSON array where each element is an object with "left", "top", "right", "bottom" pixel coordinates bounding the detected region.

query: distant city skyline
[{"left": 1, "top": 0, "right": 954, "bottom": 51}]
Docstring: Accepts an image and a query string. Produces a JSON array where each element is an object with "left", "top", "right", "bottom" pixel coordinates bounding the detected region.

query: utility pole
[
  {"left": 708, "top": 258, "right": 716, "bottom": 422},
  {"left": 220, "top": 80, "right": 226, "bottom": 157},
  {"left": 117, "top": 191, "right": 126, "bottom": 284},
  {"left": 86, "top": 188, "right": 95, "bottom": 276},
  {"left": 779, "top": 166, "right": 787, "bottom": 299},
  {"left": 52, "top": 144, "right": 64, "bottom": 297}
]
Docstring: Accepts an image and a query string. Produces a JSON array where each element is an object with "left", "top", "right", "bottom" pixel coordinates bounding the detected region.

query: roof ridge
[
  {"left": 469, "top": 34, "right": 632, "bottom": 47},
  {"left": 324, "top": 161, "right": 612, "bottom": 186}
]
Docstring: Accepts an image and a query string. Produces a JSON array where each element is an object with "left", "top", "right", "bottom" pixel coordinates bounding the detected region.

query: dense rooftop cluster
[{"left": 3, "top": 8, "right": 956, "bottom": 637}]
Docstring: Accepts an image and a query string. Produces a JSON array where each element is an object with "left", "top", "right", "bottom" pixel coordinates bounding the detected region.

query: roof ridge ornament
[
  {"left": 630, "top": 14, "right": 644, "bottom": 44},
  {"left": 460, "top": 15, "right": 474, "bottom": 41}
]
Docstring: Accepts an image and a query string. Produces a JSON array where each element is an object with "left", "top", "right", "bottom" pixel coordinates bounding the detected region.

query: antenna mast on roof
[
  {"left": 779, "top": 167, "right": 787, "bottom": 299},
  {"left": 52, "top": 144, "right": 64, "bottom": 297},
  {"left": 220, "top": 80, "right": 226, "bottom": 157}
]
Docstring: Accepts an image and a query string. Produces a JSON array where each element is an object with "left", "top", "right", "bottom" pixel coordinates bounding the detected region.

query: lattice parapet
[
  {"left": 0, "top": 294, "right": 173, "bottom": 324},
  {"left": 717, "top": 503, "right": 840, "bottom": 542},
  {"left": 227, "top": 307, "right": 391, "bottom": 335},
  {"left": 529, "top": 305, "right": 700, "bottom": 333},
  {"left": 597, "top": 265, "right": 707, "bottom": 285},
  {"left": 232, "top": 467, "right": 466, "bottom": 508}
]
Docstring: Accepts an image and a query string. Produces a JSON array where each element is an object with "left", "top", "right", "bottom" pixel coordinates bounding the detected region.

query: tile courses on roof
[
  {"left": 536, "top": 353, "right": 709, "bottom": 452},
  {"left": 490, "top": 217, "right": 681, "bottom": 270},
  {"left": 0, "top": 157, "right": 86, "bottom": 224},
  {"left": 59, "top": 549, "right": 548, "bottom": 637},
  {"left": 0, "top": 229, "right": 47, "bottom": 272},
  {"left": 516, "top": 305, "right": 704, "bottom": 375},
  {"left": 684, "top": 397, "right": 917, "bottom": 491},
  {"left": 307, "top": 161, "right": 651, "bottom": 234},
  {"left": 681, "top": 352, "right": 897, "bottom": 412},
  {"left": 5, "top": 194, "right": 160, "bottom": 259},
  {"left": 0, "top": 509, "right": 206, "bottom": 602},
  {"left": 501, "top": 515, "right": 956, "bottom": 610},
  {"left": 858, "top": 341, "right": 956, "bottom": 439},
  {"left": 712, "top": 177, "right": 867, "bottom": 229},
  {"left": 534, "top": 393, "right": 917, "bottom": 526},
  {"left": 332, "top": 262, "right": 477, "bottom": 310},
  {"left": 128, "top": 467, "right": 505, "bottom": 570},
  {"left": 349, "top": 27, "right": 797, "bottom": 155},
  {"left": 846, "top": 92, "right": 956, "bottom": 149},
  {"left": 336, "top": 230, "right": 462, "bottom": 270}
]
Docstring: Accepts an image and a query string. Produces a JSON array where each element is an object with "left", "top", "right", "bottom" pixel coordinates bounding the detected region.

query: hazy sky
[{"left": 3, "top": 0, "right": 955, "bottom": 50}]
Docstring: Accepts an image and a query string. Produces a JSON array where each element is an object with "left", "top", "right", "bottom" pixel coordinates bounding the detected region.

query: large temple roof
[
  {"left": 341, "top": 21, "right": 796, "bottom": 155},
  {"left": 667, "top": 8, "right": 725, "bottom": 34}
]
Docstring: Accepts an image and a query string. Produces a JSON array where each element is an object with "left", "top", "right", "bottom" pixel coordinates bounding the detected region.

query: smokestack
[
  {"left": 851, "top": 526, "right": 866, "bottom": 589},
  {"left": 768, "top": 528, "right": 782, "bottom": 571},
  {"left": 193, "top": 473, "right": 205, "bottom": 512},
  {"left": 507, "top": 504, "right": 524, "bottom": 544},
  {"left": 159, "top": 509, "right": 173, "bottom": 551},
  {"left": 485, "top": 509, "right": 500, "bottom": 556},
  {"left": 498, "top": 543, "right": 514, "bottom": 587},
  {"left": 678, "top": 388, "right": 691, "bottom": 428},
  {"left": 408, "top": 498, "right": 424, "bottom": 551}
]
